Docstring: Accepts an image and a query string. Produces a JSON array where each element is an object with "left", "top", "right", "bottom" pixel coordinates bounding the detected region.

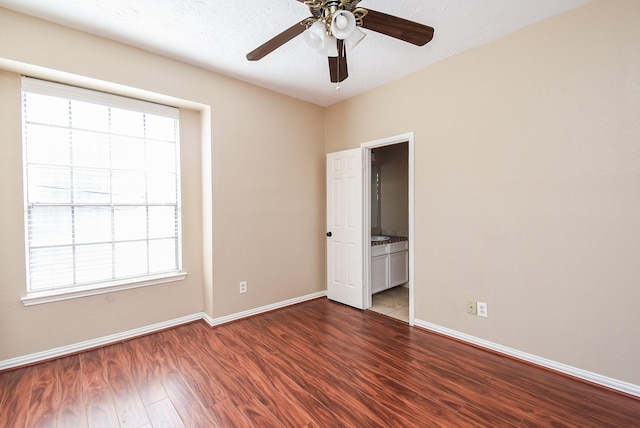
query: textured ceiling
[{"left": 0, "top": 0, "right": 591, "bottom": 106}]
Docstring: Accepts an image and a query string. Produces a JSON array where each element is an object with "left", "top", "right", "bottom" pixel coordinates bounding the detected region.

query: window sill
[{"left": 21, "top": 272, "right": 187, "bottom": 306}]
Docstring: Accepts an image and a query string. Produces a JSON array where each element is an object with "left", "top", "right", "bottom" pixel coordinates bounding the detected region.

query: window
[{"left": 21, "top": 77, "right": 183, "bottom": 302}]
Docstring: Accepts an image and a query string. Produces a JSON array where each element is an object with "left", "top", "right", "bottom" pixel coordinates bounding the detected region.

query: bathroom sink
[{"left": 371, "top": 235, "right": 391, "bottom": 242}]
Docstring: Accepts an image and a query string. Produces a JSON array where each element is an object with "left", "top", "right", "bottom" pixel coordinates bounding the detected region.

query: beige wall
[
  {"left": 326, "top": 0, "right": 640, "bottom": 385},
  {"left": 0, "top": 8, "right": 325, "bottom": 361}
]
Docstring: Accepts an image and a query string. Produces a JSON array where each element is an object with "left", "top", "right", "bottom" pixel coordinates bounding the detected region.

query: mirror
[{"left": 371, "top": 157, "right": 381, "bottom": 235}]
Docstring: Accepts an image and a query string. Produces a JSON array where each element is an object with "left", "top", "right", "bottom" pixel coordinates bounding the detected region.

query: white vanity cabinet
[
  {"left": 371, "top": 240, "right": 408, "bottom": 294},
  {"left": 371, "top": 246, "right": 388, "bottom": 294}
]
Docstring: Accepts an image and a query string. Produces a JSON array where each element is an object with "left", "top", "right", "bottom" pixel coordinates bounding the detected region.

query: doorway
[
  {"left": 325, "top": 133, "right": 414, "bottom": 322},
  {"left": 363, "top": 133, "right": 414, "bottom": 325}
]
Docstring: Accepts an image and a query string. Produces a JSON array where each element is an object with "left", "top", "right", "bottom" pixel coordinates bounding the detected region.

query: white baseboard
[
  {"left": 414, "top": 318, "right": 640, "bottom": 398},
  {"left": 0, "top": 291, "right": 326, "bottom": 371},
  {"left": 11, "top": 292, "right": 634, "bottom": 400},
  {"left": 202, "top": 291, "right": 327, "bottom": 326},
  {"left": 0, "top": 313, "right": 203, "bottom": 371}
]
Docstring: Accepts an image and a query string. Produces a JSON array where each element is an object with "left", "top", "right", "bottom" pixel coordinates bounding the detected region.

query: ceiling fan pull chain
[{"left": 337, "top": 56, "right": 342, "bottom": 90}]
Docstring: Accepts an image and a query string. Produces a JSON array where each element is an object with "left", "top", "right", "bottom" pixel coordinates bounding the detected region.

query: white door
[{"left": 326, "top": 148, "right": 364, "bottom": 309}]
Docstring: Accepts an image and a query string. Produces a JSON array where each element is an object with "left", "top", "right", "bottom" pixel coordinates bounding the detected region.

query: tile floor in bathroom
[{"left": 369, "top": 285, "right": 409, "bottom": 322}]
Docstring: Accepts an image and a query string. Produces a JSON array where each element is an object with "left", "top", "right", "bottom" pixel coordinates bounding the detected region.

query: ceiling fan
[{"left": 246, "top": 0, "right": 435, "bottom": 84}]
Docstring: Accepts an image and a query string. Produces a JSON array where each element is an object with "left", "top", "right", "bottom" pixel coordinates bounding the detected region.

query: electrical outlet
[
  {"left": 239, "top": 281, "right": 247, "bottom": 294},
  {"left": 477, "top": 301, "right": 488, "bottom": 317},
  {"left": 467, "top": 301, "right": 477, "bottom": 315}
]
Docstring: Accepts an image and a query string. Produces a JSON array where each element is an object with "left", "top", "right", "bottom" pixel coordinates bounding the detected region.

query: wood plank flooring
[{"left": 1, "top": 297, "right": 639, "bottom": 427}]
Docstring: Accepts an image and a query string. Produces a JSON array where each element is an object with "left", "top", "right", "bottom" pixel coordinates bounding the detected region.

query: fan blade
[
  {"left": 328, "top": 39, "right": 348, "bottom": 83},
  {"left": 246, "top": 19, "right": 308, "bottom": 61},
  {"left": 361, "top": 9, "right": 434, "bottom": 46}
]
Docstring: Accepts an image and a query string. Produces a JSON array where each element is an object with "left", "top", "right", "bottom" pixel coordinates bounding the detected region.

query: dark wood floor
[{"left": 1, "top": 298, "right": 639, "bottom": 427}]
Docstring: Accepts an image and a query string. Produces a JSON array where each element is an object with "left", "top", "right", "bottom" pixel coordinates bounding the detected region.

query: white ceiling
[{"left": 0, "top": 0, "right": 591, "bottom": 106}]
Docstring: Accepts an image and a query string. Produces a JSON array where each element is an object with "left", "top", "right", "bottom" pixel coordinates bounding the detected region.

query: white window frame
[{"left": 20, "top": 77, "right": 186, "bottom": 306}]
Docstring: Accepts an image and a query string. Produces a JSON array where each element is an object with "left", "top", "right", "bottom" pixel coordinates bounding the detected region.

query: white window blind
[{"left": 21, "top": 77, "right": 182, "bottom": 294}]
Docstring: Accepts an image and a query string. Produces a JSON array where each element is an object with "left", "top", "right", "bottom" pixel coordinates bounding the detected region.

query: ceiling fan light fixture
[
  {"left": 321, "top": 35, "right": 339, "bottom": 57},
  {"left": 330, "top": 10, "right": 356, "bottom": 40},
  {"left": 345, "top": 27, "right": 366, "bottom": 50},
  {"left": 334, "top": 14, "right": 349, "bottom": 29},
  {"left": 303, "top": 21, "right": 328, "bottom": 51}
]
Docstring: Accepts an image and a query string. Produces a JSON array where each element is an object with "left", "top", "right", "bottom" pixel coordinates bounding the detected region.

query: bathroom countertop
[{"left": 371, "top": 236, "right": 408, "bottom": 246}]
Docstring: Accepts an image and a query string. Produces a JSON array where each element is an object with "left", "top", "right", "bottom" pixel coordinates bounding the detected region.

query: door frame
[{"left": 362, "top": 132, "right": 415, "bottom": 325}]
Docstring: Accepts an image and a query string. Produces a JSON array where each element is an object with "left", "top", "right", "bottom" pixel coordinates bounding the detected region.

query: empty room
[{"left": 1, "top": 0, "right": 639, "bottom": 426}]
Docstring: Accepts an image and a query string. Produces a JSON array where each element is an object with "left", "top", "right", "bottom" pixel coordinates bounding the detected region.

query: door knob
[{"left": 326, "top": 232, "right": 332, "bottom": 237}]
